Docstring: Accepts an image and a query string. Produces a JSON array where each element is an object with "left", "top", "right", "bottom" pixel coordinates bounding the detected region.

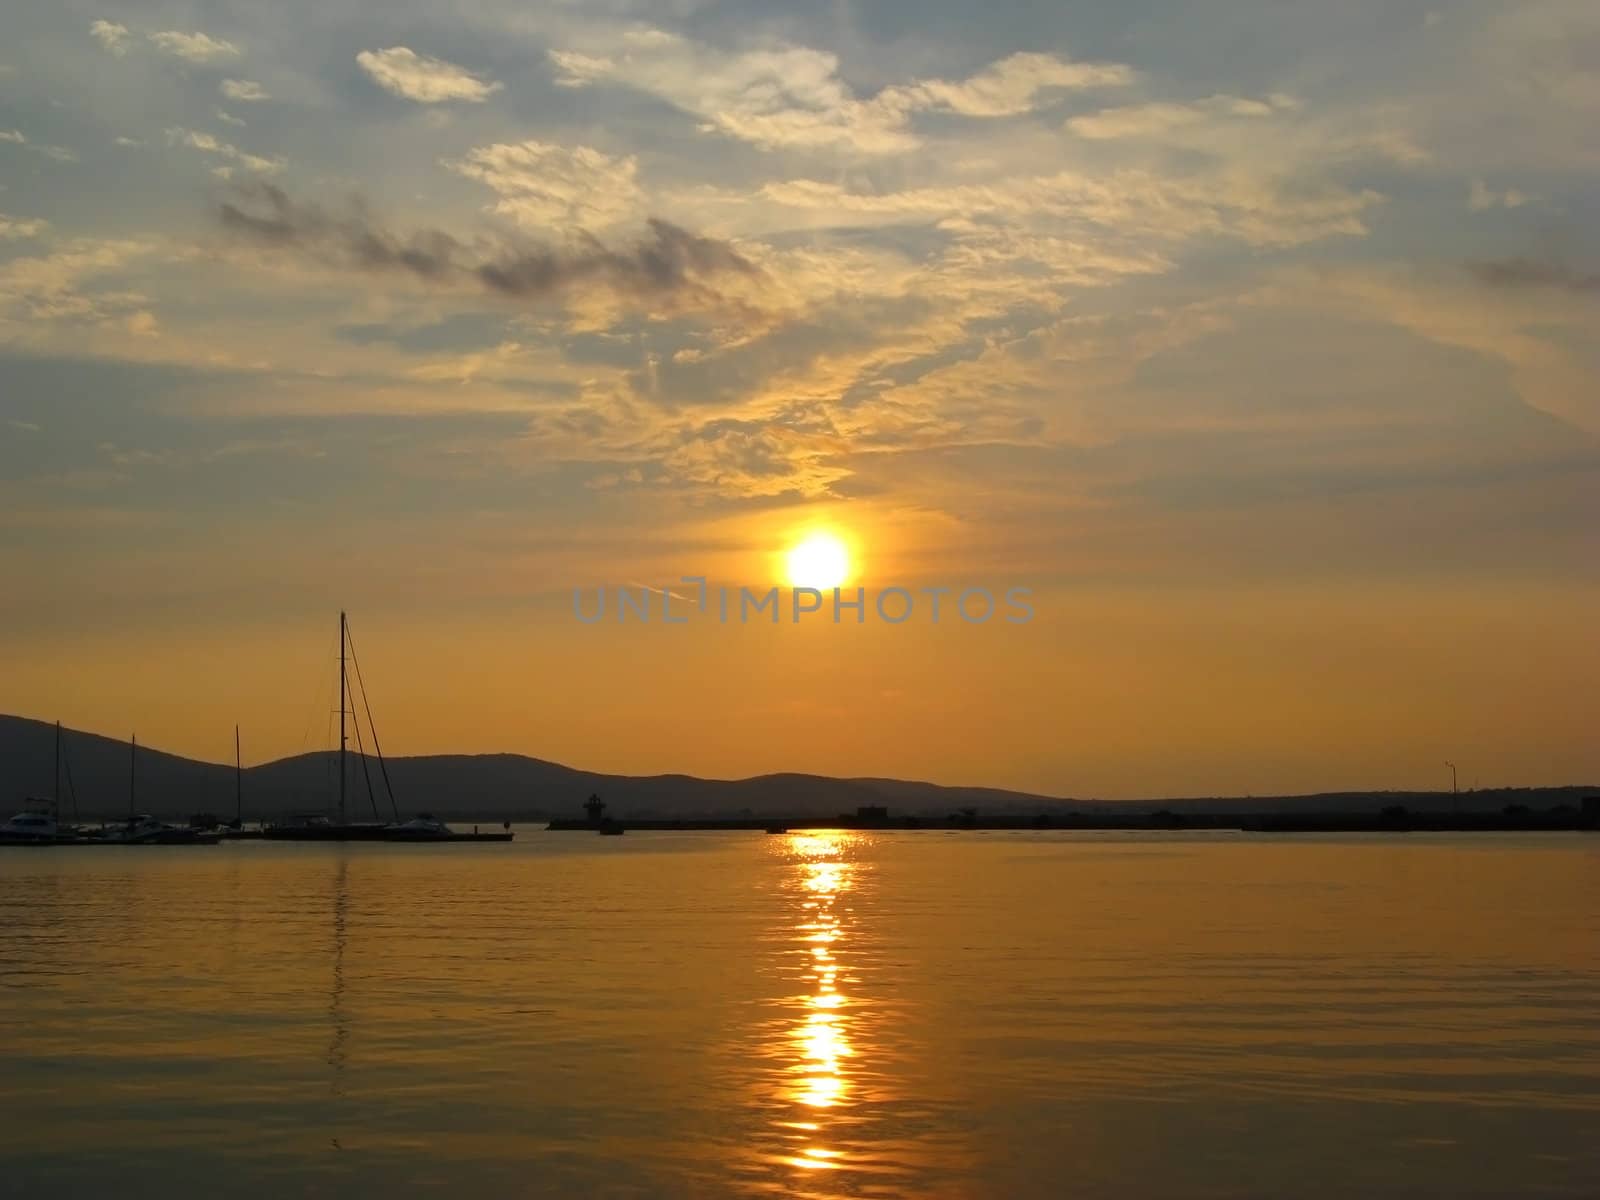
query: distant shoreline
[
  {"left": 7, "top": 713, "right": 1596, "bottom": 831},
  {"left": 549, "top": 806, "right": 1600, "bottom": 834}
]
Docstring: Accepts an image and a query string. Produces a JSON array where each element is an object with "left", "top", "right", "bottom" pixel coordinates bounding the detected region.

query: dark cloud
[
  {"left": 218, "top": 182, "right": 763, "bottom": 311},
  {"left": 1467, "top": 258, "right": 1600, "bottom": 293}
]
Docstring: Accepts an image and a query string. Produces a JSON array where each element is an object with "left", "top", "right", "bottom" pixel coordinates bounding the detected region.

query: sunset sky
[{"left": 1, "top": 1, "right": 1596, "bottom": 798}]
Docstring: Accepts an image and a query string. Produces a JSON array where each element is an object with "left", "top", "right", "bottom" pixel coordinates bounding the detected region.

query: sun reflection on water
[{"left": 778, "top": 832, "right": 857, "bottom": 1174}]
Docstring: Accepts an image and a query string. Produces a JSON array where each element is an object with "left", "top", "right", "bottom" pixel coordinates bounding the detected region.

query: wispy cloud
[
  {"left": 89, "top": 20, "right": 131, "bottom": 56},
  {"left": 446, "top": 141, "right": 641, "bottom": 231},
  {"left": 0, "top": 234, "right": 156, "bottom": 325},
  {"left": 165, "top": 127, "right": 282, "bottom": 175},
  {"left": 0, "top": 129, "right": 77, "bottom": 163},
  {"left": 550, "top": 35, "right": 1131, "bottom": 153},
  {"left": 1468, "top": 258, "right": 1600, "bottom": 293},
  {"left": 220, "top": 79, "right": 270, "bottom": 103},
  {"left": 0, "top": 212, "right": 49, "bottom": 240},
  {"left": 356, "top": 47, "right": 501, "bottom": 103},
  {"left": 1468, "top": 179, "right": 1530, "bottom": 211},
  {"left": 1067, "top": 93, "right": 1296, "bottom": 139},
  {"left": 896, "top": 52, "right": 1133, "bottom": 117},
  {"left": 751, "top": 167, "right": 1381, "bottom": 249},
  {"left": 148, "top": 31, "right": 241, "bottom": 63},
  {"left": 217, "top": 182, "right": 763, "bottom": 315}
]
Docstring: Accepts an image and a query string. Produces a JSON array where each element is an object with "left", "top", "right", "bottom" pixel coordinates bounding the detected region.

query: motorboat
[
  {"left": 383, "top": 813, "right": 514, "bottom": 843},
  {"left": 0, "top": 799, "right": 64, "bottom": 845},
  {"left": 99, "top": 813, "right": 222, "bottom": 845},
  {"left": 261, "top": 811, "right": 390, "bottom": 841}
]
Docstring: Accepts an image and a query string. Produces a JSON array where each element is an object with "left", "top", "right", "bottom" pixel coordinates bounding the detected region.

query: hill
[{"left": 1, "top": 714, "right": 1592, "bottom": 822}]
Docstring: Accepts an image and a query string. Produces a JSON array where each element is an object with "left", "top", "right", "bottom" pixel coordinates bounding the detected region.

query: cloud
[
  {"left": 125, "top": 310, "right": 159, "bottom": 337},
  {"left": 660, "top": 417, "right": 853, "bottom": 497},
  {"left": 165, "top": 127, "right": 283, "bottom": 175},
  {"left": 549, "top": 35, "right": 1130, "bottom": 153},
  {"left": 1468, "top": 179, "right": 1530, "bottom": 210},
  {"left": 216, "top": 182, "right": 763, "bottom": 316},
  {"left": 148, "top": 31, "right": 241, "bottom": 63},
  {"left": 549, "top": 51, "right": 611, "bottom": 86},
  {"left": 356, "top": 47, "right": 501, "bottom": 103},
  {"left": 1299, "top": 262, "right": 1600, "bottom": 431},
  {"left": 446, "top": 141, "right": 641, "bottom": 231},
  {"left": 0, "top": 235, "right": 155, "bottom": 326},
  {"left": 90, "top": 20, "right": 131, "bottom": 56},
  {"left": 0, "top": 213, "right": 49, "bottom": 240},
  {"left": 1067, "top": 93, "right": 1294, "bottom": 139},
  {"left": 216, "top": 109, "right": 246, "bottom": 128},
  {"left": 405, "top": 339, "right": 527, "bottom": 384},
  {"left": 0, "top": 130, "right": 77, "bottom": 163},
  {"left": 753, "top": 168, "right": 1382, "bottom": 249},
  {"left": 221, "top": 79, "right": 270, "bottom": 103},
  {"left": 892, "top": 52, "right": 1133, "bottom": 117},
  {"left": 1467, "top": 258, "right": 1600, "bottom": 293}
]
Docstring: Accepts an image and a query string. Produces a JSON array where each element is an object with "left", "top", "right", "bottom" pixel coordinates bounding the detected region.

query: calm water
[{"left": 1, "top": 831, "right": 1596, "bottom": 1198}]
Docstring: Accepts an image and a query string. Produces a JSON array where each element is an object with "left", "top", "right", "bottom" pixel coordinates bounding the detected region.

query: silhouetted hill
[
  {"left": 0, "top": 715, "right": 969, "bottom": 819},
  {"left": 2, "top": 714, "right": 1593, "bottom": 822}
]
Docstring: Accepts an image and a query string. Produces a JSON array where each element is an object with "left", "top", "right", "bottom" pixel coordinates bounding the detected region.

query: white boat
[
  {"left": 2, "top": 722, "right": 83, "bottom": 846},
  {"left": 0, "top": 799, "right": 62, "bottom": 845},
  {"left": 99, "top": 813, "right": 221, "bottom": 845},
  {"left": 382, "top": 813, "right": 514, "bottom": 842},
  {"left": 386, "top": 814, "right": 452, "bottom": 838}
]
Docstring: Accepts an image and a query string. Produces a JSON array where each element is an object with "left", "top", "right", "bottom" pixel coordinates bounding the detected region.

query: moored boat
[
  {"left": 261, "top": 812, "right": 390, "bottom": 841},
  {"left": 382, "top": 813, "right": 514, "bottom": 842},
  {"left": 255, "top": 612, "right": 515, "bottom": 844},
  {"left": 99, "top": 813, "right": 222, "bottom": 845},
  {"left": 102, "top": 734, "right": 220, "bottom": 845},
  {"left": 0, "top": 799, "right": 65, "bottom": 846},
  {"left": 1, "top": 722, "right": 86, "bottom": 846}
]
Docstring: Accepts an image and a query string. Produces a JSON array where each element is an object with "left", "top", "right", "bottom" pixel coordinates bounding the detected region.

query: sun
[{"left": 786, "top": 532, "right": 851, "bottom": 590}]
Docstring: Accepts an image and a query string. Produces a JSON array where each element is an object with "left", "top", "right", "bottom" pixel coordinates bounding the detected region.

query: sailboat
[
  {"left": 264, "top": 613, "right": 392, "bottom": 841},
  {"left": 220, "top": 726, "right": 268, "bottom": 840},
  {"left": 2, "top": 721, "right": 88, "bottom": 846},
  {"left": 261, "top": 613, "right": 514, "bottom": 843}
]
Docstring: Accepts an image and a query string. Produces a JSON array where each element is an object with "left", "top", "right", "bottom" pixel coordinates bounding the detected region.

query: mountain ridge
[{"left": 2, "top": 714, "right": 1592, "bottom": 821}]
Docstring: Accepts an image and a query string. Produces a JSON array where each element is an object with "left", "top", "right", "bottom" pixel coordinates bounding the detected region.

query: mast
[
  {"left": 346, "top": 621, "right": 401, "bottom": 822},
  {"left": 129, "top": 734, "right": 136, "bottom": 816},
  {"left": 53, "top": 720, "right": 61, "bottom": 819},
  {"left": 235, "top": 724, "right": 242, "bottom": 825},
  {"left": 338, "top": 611, "right": 347, "bottom": 825}
]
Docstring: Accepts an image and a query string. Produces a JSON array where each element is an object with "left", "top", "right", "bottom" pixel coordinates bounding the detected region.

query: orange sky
[{"left": 2, "top": 1, "right": 1597, "bottom": 796}]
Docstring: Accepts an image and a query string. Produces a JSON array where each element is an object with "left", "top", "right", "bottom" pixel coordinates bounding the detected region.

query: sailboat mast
[
  {"left": 338, "top": 611, "right": 347, "bottom": 825},
  {"left": 129, "top": 734, "right": 136, "bottom": 816},
  {"left": 235, "top": 724, "right": 242, "bottom": 825},
  {"left": 54, "top": 720, "right": 61, "bottom": 818}
]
